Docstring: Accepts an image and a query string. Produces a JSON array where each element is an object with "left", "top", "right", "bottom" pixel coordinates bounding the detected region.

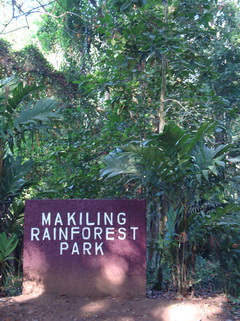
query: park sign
[{"left": 23, "top": 199, "right": 146, "bottom": 297}]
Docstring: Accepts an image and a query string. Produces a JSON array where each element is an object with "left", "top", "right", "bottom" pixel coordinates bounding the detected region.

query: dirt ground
[{"left": 0, "top": 291, "right": 239, "bottom": 321}]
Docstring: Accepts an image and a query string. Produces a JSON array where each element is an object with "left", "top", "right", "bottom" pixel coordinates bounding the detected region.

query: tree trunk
[
  {"left": 176, "top": 247, "right": 182, "bottom": 294},
  {"left": 158, "top": 0, "right": 168, "bottom": 133},
  {"left": 191, "top": 244, "right": 196, "bottom": 296},
  {"left": 147, "top": 194, "right": 162, "bottom": 288},
  {"left": 158, "top": 54, "right": 167, "bottom": 133}
]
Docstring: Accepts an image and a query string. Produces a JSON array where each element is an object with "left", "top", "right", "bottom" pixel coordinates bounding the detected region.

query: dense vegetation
[{"left": 0, "top": 0, "right": 239, "bottom": 298}]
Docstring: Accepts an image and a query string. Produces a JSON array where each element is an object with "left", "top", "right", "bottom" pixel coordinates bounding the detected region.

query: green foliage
[
  {"left": 0, "top": 232, "right": 18, "bottom": 286},
  {"left": 0, "top": 156, "right": 34, "bottom": 202},
  {"left": 0, "top": 76, "right": 60, "bottom": 218},
  {"left": 0, "top": 76, "right": 60, "bottom": 290},
  {"left": 0, "top": 232, "right": 18, "bottom": 263},
  {"left": 101, "top": 121, "right": 240, "bottom": 295},
  {"left": 101, "top": 121, "right": 228, "bottom": 189},
  {"left": 1, "top": 272, "right": 22, "bottom": 296},
  {"left": 0, "top": 76, "right": 60, "bottom": 151},
  {"left": 14, "top": 98, "right": 59, "bottom": 129}
]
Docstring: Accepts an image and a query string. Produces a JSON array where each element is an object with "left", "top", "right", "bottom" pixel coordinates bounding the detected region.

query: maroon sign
[{"left": 23, "top": 199, "right": 146, "bottom": 297}]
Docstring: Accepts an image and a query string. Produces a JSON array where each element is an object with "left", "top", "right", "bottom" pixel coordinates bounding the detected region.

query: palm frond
[
  {"left": 14, "top": 99, "right": 60, "bottom": 130},
  {"left": 0, "top": 76, "right": 19, "bottom": 102},
  {"left": 7, "top": 82, "right": 41, "bottom": 115},
  {"left": 100, "top": 152, "right": 139, "bottom": 178},
  {"left": 0, "top": 155, "right": 34, "bottom": 201}
]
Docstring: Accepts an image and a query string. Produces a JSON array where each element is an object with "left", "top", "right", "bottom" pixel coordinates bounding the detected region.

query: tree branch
[
  {"left": 164, "top": 99, "right": 187, "bottom": 110},
  {"left": 0, "top": 25, "right": 30, "bottom": 35},
  {"left": 0, "top": 0, "right": 56, "bottom": 35}
]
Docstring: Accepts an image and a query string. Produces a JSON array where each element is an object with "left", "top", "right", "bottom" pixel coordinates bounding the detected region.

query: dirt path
[{"left": 0, "top": 292, "right": 239, "bottom": 321}]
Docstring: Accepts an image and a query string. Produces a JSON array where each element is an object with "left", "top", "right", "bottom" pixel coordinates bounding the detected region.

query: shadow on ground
[{"left": 0, "top": 292, "right": 235, "bottom": 321}]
